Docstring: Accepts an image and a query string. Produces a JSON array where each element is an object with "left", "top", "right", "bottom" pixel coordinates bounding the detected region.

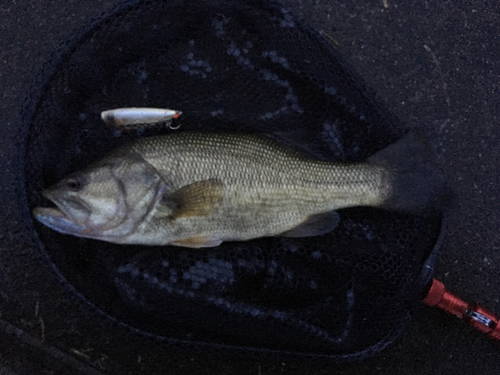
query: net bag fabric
[{"left": 24, "top": 0, "right": 442, "bottom": 362}]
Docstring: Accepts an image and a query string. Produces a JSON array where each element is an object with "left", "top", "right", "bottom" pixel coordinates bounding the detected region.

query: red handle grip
[{"left": 423, "top": 278, "right": 500, "bottom": 340}]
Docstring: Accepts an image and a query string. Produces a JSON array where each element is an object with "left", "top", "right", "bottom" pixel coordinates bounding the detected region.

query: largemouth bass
[{"left": 33, "top": 132, "right": 443, "bottom": 248}]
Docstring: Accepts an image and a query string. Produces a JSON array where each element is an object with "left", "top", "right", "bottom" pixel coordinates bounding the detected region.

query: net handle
[{"left": 423, "top": 278, "right": 500, "bottom": 341}]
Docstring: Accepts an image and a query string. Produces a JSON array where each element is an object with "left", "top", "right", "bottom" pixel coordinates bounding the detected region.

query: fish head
[{"left": 33, "top": 152, "right": 165, "bottom": 242}]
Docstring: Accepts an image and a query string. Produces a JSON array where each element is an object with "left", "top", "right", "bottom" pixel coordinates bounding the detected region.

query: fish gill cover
[{"left": 24, "top": 0, "right": 442, "bottom": 362}]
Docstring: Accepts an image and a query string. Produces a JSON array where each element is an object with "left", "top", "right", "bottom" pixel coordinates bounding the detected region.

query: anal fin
[{"left": 280, "top": 211, "right": 340, "bottom": 238}]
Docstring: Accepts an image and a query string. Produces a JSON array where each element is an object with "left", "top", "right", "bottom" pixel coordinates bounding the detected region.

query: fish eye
[{"left": 65, "top": 177, "right": 83, "bottom": 191}]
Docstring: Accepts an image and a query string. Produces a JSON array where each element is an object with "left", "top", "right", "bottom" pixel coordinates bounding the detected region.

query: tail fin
[{"left": 368, "top": 130, "right": 448, "bottom": 212}]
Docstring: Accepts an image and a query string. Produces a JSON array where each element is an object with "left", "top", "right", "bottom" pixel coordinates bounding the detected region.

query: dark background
[{"left": 1, "top": 1, "right": 499, "bottom": 374}]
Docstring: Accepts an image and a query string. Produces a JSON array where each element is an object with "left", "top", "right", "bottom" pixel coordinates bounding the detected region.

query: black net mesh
[{"left": 24, "top": 0, "right": 442, "bottom": 362}]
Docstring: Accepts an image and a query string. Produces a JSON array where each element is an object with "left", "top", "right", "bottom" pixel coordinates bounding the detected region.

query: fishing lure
[{"left": 101, "top": 107, "right": 182, "bottom": 129}]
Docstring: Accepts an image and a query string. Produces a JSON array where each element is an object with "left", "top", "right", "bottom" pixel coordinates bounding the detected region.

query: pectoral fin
[
  {"left": 163, "top": 179, "right": 223, "bottom": 219},
  {"left": 280, "top": 211, "right": 340, "bottom": 238},
  {"left": 170, "top": 236, "right": 223, "bottom": 248}
]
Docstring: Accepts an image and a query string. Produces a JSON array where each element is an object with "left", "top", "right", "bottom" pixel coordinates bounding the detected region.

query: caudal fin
[{"left": 368, "top": 130, "right": 448, "bottom": 212}]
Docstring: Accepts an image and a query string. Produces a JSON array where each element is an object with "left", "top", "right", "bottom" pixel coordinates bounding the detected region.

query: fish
[{"left": 33, "top": 131, "right": 443, "bottom": 248}]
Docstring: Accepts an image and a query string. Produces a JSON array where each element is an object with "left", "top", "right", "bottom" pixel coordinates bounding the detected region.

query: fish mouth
[
  {"left": 33, "top": 206, "right": 92, "bottom": 236},
  {"left": 33, "top": 192, "right": 93, "bottom": 237}
]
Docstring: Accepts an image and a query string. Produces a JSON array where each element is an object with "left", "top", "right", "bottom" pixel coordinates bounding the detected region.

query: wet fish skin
[{"left": 33, "top": 132, "right": 439, "bottom": 248}]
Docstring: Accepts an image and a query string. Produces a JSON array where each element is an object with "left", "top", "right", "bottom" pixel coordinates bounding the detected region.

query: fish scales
[
  {"left": 122, "top": 133, "right": 389, "bottom": 245},
  {"left": 131, "top": 133, "right": 388, "bottom": 210}
]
